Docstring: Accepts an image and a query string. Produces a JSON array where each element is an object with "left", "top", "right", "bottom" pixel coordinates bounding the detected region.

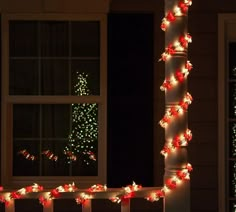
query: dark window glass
[
  {"left": 229, "top": 161, "right": 236, "bottom": 197},
  {"left": 228, "top": 42, "right": 236, "bottom": 209},
  {"left": 71, "top": 21, "right": 100, "bottom": 57},
  {"left": 9, "top": 21, "right": 100, "bottom": 95},
  {"left": 229, "top": 122, "right": 236, "bottom": 158},
  {"left": 9, "top": 59, "right": 39, "bottom": 95},
  {"left": 41, "top": 59, "right": 69, "bottom": 95},
  {"left": 229, "top": 43, "right": 236, "bottom": 79},
  {"left": 9, "top": 21, "right": 38, "bottom": 57},
  {"left": 13, "top": 103, "right": 98, "bottom": 176},
  {"left": 229, "top": 82, "right": 236, "bottom": 118},
  {"left": 40, "top": 21, "right": 69, "bottom": 57}
]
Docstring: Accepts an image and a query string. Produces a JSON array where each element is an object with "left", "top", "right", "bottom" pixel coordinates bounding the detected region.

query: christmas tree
[{"left": 64, "top": 72, "right": 98, "bottom": 165}]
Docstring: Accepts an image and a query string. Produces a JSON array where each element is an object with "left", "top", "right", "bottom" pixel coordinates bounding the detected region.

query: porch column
[{"left": 163, "top": 0, "right": 190, "bottom": 211}]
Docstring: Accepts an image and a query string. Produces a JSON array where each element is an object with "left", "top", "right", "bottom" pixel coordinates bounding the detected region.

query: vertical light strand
[{"left": 160, "top": 0, "right": 192, "bottom": 211}]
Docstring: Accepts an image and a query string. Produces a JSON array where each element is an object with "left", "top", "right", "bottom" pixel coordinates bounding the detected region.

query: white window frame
[
  {"left": 1, "top": 13, "right": 107, "bottom": 188},
  {"left": 218, "top": 13, "right": 236, "bottom": 212}
]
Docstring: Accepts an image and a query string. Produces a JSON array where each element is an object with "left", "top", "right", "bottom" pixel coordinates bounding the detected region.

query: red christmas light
[
  {"left": 161, "top": 129, "right": 192, "bottom": 157},
  {"left": 110, "top": 182, "right": 142, "bottom": 204},
  {"left": 161, "top": 0, "right": 192, "bottom": 31},
  {"left": 87, "top": 184, "right": 107, "bottom": 193},
  {"left": 42, "top": 150, "right": 58, "bottom": 161},
  {"left": 159, "top": 92, "right": 193, "bottom": 128},
  {"left": 64, "top": 150, "right": 77, "bottom": 161},
  {"left": 159, "top": 34, "right": 192, "bottom": 62},
  {"left": 18, "top": 149, "right": 36, "bottom": 161},
  {"left": 83, "top": 151, "right": 96, "bottom": 161},
  {"left": 39, "top": 183, "right": 78, "bottom": 206},
  {"left": 165, "top": 179, "right": 177, "bottom": 190},
  {"left": 75, "top": 193, "right": 92, "bottom": 205},
  {"left": 160, "top": 60, "right": 193, "bottom": 91}
]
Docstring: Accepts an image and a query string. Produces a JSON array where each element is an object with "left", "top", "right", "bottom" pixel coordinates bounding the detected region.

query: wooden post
[
  {"left": 82, "top": 199, "right": 92, "bottom": 212},
  {"left": 43, "top": 200, "right": 54, "bottom": 212},
  {"left": 121, "top": 199, "right": 130, "bottom": 212},
  {"left": 163, "top": 0, "right": 190, "bottom": 211},
  {"left": 5, "top": 199, "right": 15, "bottom": 212}
]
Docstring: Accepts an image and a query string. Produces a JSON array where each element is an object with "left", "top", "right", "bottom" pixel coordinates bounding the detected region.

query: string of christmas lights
[
  {"left": 161, "top": 129, "right": 192, "bottom": 157},
  {"left": 39, "top": 182, "right": 78, "bottom": 206},
  {"left": 18, "top": 149, "right": 36, "bottom": 161},
  {"left": 42, "top": 150, "right": 58, "bottom": 161},
  {"left": 76, "top": 184, "right": 107, "bottom": 205},
  {"left": 157, "top": 0, "right": 193, "bottom": 207},
  {"left": 160, "top": 60, "right": 193, "bottom": 91},
  {"left": 109, "top": 182, "right": 142, "bottom": 204},
  {"left": 161, "top": 0, "right": 192, "bottom": 31},
  {"left": 145, "top": 163, "right": 192, "bottom": 202},
  {"left": 159, "top": 92, "right": 193, "bottom": 128},
  {"left": 159, "top": 34, "right": 192, "bottom": 61},
  {"left": 0, "top": 184, "right": 43, "bottom": 206}
]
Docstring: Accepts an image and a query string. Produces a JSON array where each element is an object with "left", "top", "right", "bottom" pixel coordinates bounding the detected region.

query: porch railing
[{"left": 0, "top": 186, "right": 162, "bottom": 212}]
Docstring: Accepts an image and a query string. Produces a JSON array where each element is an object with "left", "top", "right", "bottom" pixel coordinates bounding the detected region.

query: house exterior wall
[
  {"left": 0, "top": 0, "right": 110, "bottom": 13},
  {"left": 1, "top": 0, "right": 236, "bottom": 211}
]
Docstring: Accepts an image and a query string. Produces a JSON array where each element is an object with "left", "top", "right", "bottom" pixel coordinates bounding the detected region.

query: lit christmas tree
[{"left": 64, "top": 72, "right": 98, "bottom": 165}]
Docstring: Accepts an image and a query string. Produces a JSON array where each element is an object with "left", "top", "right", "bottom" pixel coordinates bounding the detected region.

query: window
[
  {"left": 218, "top": 14, "right": 236, "bottom": 212},
  {"left": 1, "top": 14, "right": 107, "bottom": 188}
]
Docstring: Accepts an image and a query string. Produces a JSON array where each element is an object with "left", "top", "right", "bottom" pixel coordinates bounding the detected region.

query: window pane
[
  {"left": 9, "top": 21, "right": 38, "bottom": 57},
  {"left": 71, "top": 60, "right": 100, "bottom": 95},
  {"left": 229, "top": 161, "right": 236, "bottom": 197},
  {"left": 229, "top": 82, "right": 236, "bottom": 118},
  {"left": 13, "top": 104, "right": 40, "bottom": 138},
  {"left": 229, "top": 42, "right": 236, "bottom": 79},
  {"left": 9, "top": 20, "right": 100, "bottom": 96},
  {"left": 42, "top": 140, "right": 70, "bottom": 176},
  {"left": 40, "top": 21, "right": 69, "bottom": 57},
  {"left": 230, "top": 122, "right": 236, "bottom": 158},
  {"left": 41, "top": 59, "right": 69, "bottom": 95},
  {"left": 71, "top": 21, "right": 100, "bottom": 57},
  {"left": 9, "top": 59, "right": 39, "bottom": 95},
  {"left": 13, "top": 140, "right": 40, "bottom": 176},
  {"left": 230, "top": 201, "right": 236, "bottom": 212},
  {"left": 13, "top": 103, "right": 98, "bottom": 176},
  {"left": 42, "top": 104, "right": 70, "bottom": 138}
]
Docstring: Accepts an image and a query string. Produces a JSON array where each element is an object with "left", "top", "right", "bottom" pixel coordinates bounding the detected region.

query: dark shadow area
[{"left": 107, "top": 13, "right": 154, "bottom": 187}]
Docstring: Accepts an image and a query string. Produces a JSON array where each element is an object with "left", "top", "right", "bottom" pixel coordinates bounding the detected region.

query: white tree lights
[{"left": 64, "top": 72, "right": 98, "bottom": 165}]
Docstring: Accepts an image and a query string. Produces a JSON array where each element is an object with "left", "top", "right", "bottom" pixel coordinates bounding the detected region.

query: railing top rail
[{"left": 0, "top": 186, "right": 162, "bottom": 199}]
